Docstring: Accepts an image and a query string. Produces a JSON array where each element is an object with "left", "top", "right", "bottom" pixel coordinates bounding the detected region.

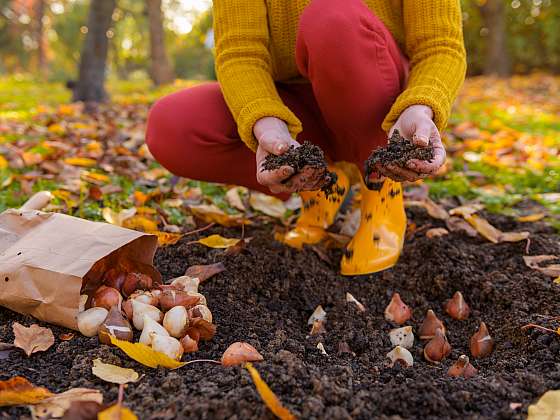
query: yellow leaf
[
  {"left": 152, "top": 231, "right": 183, "bottom": 246},
  {"left": 449, "top": 204, "right": 484, "bottom": 218},
  {"left": 64, "top": 157, "right": 97, "bottom": 167},
  {"left": 465, "top": 214, "right": 529, "bottom": 244},
  {"left": 245, "top": 363, "right": 296, "bottom": 420},
  {"left": 91, "top": 359, "right": 139, "bottom": 384},
  {"left": 195, "top": 234, "right": 241, "bottom": 249},
  {"left": 0, "top": 377, "right": 53, "bottom": 407},
  {"left": 190, "top": 204, "right": 250, "bottom": 227},
  {"left": 0, "top": 155, "right": 7, "bottom": 169},
  {"left": 249, "top": 193, "right": 286, "bottom": 219},
  {"left": 98, "top": 404, "right": 138, "bottom": 420},
  {"left": 81, "top": 171, "right": 110, "bottom": 185},
  {"left": 47, "top": 123, "right": 65, "bottom": 135},
  {"left": 554, "top": 277, "right": 560, "bottom": 285},
  {"left": 30, "top": 388, "right": 103, "bottom": 418},
  {"left": 528, "top": 390, "right": 560, "bottom": 420},
  {"left": 122, "top": 215, "right": 159, "bottom": 232},
  {"left": 516, "top": 213, "right": 545, "bottom": 223},
  {"left": 109, "top": 336, "right": 185, "bottom": 369}
]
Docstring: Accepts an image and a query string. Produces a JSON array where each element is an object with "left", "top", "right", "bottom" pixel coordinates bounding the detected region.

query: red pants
[{"left": 146, "top": 0, "right": 407, "bottom": 195}]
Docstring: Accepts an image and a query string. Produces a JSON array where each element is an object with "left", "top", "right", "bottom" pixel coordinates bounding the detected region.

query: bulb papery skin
[
  {"left": 77, "top": 307, "right": 109, "bottom": 337},
  {"left": 384, "top": 293, "right": 412, "bottom": 325},
  {"left": 98, "top": 306, "right": 133, "bottom": 345},
  {"left": 423, "top": 328, "right": 452, "bottom": 363},
  {"left": 419, "top": 310, "right": 446, "bottom": 340},
  {"left": 445, "top": 291, "right": 470, "bottom": 320},
  {"left": 163, "top": 306, "right": 189, "bottom": 338},
  {"left": 470, "top": 322, "right": 494, "bottom": 358}
]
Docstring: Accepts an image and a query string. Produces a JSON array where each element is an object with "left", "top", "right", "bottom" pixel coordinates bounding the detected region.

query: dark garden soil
[
  {"left": 364, "top": 130, "right": 435, "bottom": 183},
  {"left": 1, "top": 207, "right": 560, "bottom": 419}
]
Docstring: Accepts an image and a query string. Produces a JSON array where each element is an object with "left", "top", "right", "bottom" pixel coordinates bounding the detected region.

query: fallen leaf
[
  {"left": 185, "top": 262, "right": 226, "bottom": 283},
  {"left": 0, "top": 155, "right": 8, "bottom": 169},
  {"left": 225, "top": 187, "right": 247, "bottom": 211},
  {"left": 102, "top": 207, "right": 136, "bottom": 226},
  {"left": 59, "top": 400, "right": 103, "bottom": 419},
  {"left": 98, "top": 404, "right": 138, "bottom": 420},
  {"left": 195, "top": 234, "right": 241, "bottom": 249},
  {"left": 109, "top": 336, "right": 185, "bottom": 369},
  {"left": 446, "top": 216, "right": 478, "bottom": 237},
  {"left": 92, "top": 359, "right": 139, "bottom": 384},
  {"left": 152, "top": 231, "right": 183, "bottom": 246},
  {"left": 189, "top": 204, "right": 249, "bottom": 227},
  {"left": 449, "top": 203, "right": 485, "bottom": 218},
  {"left": 59, "top": 332, "right": 74, "bottom": 341},
  {"left": 64, "top": 157, "right": 97, "bottom": 167},
  {"left": 122, "top": 215, "right": 159, "bottom": 232},
  {"left": 516, "top": 213, "right": 546, "bottom": 222},
  {"left": 528, "top": 390, "right": 560, "bottom": 420},
  {"left": 222, "top": 342, "right": 264, "bottom": 366},
  {"left": 457, "top": 213, "right": 529, "bottom": 244},
  {"left": 406, "top": 199, "right": 449, "bottom": 220},
  {"left": 426, "top": 228, "right": 449, "bottom": 238},
  {"left": 523, "top": 255, "right": 560, "bottom": 277},
  {"left": 249, "top": 193, "right": 286, "bottom": 218},
  {"left": 0, "top": 377, "right": 53, "bottom": 406},
  {"left": 12, "top": 323, "right": 55, "bottom": 356},
  {"left": 30, "top": 388, "right": 103, "bottom": 419},
  {"left": 245, "top": 362, "right": 296, "bottom": 420}
]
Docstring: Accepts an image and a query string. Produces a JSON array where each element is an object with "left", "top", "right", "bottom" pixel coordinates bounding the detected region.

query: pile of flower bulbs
[
  {"left": 384, "top": 291, "right": 493, "bottom": 378},
  {"left": 76, "top": 269, "right": 215, "bottom": 361}
]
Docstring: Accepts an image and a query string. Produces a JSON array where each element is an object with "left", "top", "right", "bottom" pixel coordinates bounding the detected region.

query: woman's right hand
[{"left": 254, "top": 117, "right": 324, "bottom": 194}]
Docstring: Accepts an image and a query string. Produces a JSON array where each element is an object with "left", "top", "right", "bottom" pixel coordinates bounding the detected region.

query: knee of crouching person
[{"left": 145, "top": 97, "right": 174, "bottom": 164}]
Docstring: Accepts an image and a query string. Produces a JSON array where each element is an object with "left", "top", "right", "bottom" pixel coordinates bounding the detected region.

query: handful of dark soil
[
  {"left": 364, "top": 129, "right": 434, "bottom": 183},
  {"left": 262, "top": 141, "right": 337, "bottom": 195}
]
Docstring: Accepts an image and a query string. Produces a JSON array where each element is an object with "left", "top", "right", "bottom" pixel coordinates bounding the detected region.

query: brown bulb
[
  {"left": 159, "top": 290, "right": 200, "bottom": 312},
  {"left": 180, "top": 335, "right": 199, "bottom": 353},
  {"left": 122, "top": 272, "right": 153, "bottom": 297},
  {"left": 98, "top": 305, "right": 133, "bottom": 345},
  {"left": 444, "top": 291, "right": 470, "bottom": 320},
  {"left": 419, "top": 310, "right": 446, "bottom": 340},
  {"left": 91, "top": 286, "right": 122, "bottom": 311},
  {"left": 470, "top": 321, "right": 494, "bottom": 358},
  {"left": 184, "top": 318, "right": 216, "bottom": 343},
  {"left": 103, "top": 268, "right": 126, "bottom": 290},
  {"left": 423, "top": 327, "right": 451, "bottom": 363},
  {"left": 448, "top": 355, "right": 477, "bottom": 378},
  {"left": 384, "top": 293, "right": 412, "bottom": 325},
  {"left": 122, "top": 299, "right": 133, "bottom": 320}
]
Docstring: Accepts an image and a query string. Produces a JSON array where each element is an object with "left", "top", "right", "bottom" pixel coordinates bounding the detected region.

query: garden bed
[{"left": 1, "top": 207, "right": 559, "bottom": 419}]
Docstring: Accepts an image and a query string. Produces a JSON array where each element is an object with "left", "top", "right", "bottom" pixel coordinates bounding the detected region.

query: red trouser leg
[
  {"left": 146, "top": 1, "right": 407, "bottom": 191},
  {"left": 146, "top": 82, "right": 330, "bottom": 196},
  {"left": 296, "top": 0, "right": 408, "bottom": 170}
]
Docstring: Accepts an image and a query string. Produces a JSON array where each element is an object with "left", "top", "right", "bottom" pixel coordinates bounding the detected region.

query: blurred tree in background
[{"left": 0, "top": 0, "right": 558, "bottom": 89}]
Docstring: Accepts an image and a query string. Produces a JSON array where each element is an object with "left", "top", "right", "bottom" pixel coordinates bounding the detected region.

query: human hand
[
  {"left": 376, "top": 105, "right": 446, "bottom": 182},
  {"left": 254, "top": 117, "right": 325, "bottom": 193}
]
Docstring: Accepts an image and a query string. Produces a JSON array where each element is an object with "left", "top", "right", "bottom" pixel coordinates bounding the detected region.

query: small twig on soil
[
  {"left": 525, "top": 238, "right": 531, "bottom": 254},
  {"left": 183, "top": 359, "right": 222, "bottom": 366},
  {"left": 241, "top": 222, "right": 245, "bottom": 240},
  {"left": 184, "top": 222, "right": 215, "bottom": 236},
  {"left": 521, "top": 323, "right": 558, "bottom": 334}
]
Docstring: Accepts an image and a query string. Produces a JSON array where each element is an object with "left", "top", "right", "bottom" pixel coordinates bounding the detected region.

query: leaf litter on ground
[{"left": 12, "top": 322, "right": 55, "bottom": 357}]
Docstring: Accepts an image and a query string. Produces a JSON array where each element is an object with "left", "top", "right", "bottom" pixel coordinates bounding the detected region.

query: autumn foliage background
[{"left": 0, "top": 0, "right": 559, "bottom": 225}]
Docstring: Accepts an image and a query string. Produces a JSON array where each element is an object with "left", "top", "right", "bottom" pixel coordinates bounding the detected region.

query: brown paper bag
[{"left": 0, "top": 209, "right": 160, "bottom": 330}]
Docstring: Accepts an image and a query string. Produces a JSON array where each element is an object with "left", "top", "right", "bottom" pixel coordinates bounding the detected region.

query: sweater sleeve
[
  {"left": 213, "top": 0, "right": 302, "bottom": 152},
  {"left": 382, "top": 0, "right": 467, "bottom": 133}
]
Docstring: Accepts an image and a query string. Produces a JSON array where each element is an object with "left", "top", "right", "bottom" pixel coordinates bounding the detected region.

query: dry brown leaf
[
  {"left": 465, "top": 214, "right": 529, "bottom": 243},
  {"left": 225, "top": 187, "right": 247, "bottom": 211},
  {"left": 59, "top": 400, "right": 103, "bottom": 419},
  {"left": 0, "top": 377, "right": 53, "bottom": 407},
  {"left": 12, "top": 323, "right": 55, "bottom": 357},
  {"left": 406, "top": 199, "right": 449, "bottom": 220},
  {"left": 185, "top": 262, "right": 226, "bottom": 283},
  {"left": 449, "top": 203, "right": 485, "bottom": 218},
  {"left": 523, "top": 255, "right": 560, "bottom": 277},
  {"left": 426, "top": 228, "right": 449, "bottom": 238},
  {"left": 446, "top": 216, "right": 478, "bottom": 237},
  {"left": 245, "top": 362, "right": 296, "bottom": 420},
  {"left": 221, "top": 342, "right": 264, "bottom": 367},
  {"left": 189, "top": 204, "right": 249, "bottom": 227},
  {"left": 528, "top": 390, "right": 560, "bottom": 420},
  {"left": 30, "top": 388, "right": 103, "bottom": 419},
  {"left": 249, "top": 193, "right": 286, "bottom": 219},
  {"left": 91, "top": 359, "right": 139, "bottom": 385}
]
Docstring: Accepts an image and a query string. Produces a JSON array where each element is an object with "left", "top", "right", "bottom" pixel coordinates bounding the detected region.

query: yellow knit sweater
[{"left": 213, "top": 0, "right": 467, "bottom": 152}]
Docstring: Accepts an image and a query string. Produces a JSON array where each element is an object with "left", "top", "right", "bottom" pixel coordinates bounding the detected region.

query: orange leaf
[
  {"left": 516, "top": 213, "right": 545, "bottom": 223},
  {"left": 245, "top": 363, "right": 296, "bottom": 420},
  {"left": 152, "top": 231, "right": 183, "bottom": 246},
  {"left": 64, "top": 157, "right": 97, "bottom": 167},
  {"left": 12, "top": 323, "right": 55, "bottom": 357},
  {"left": 98, "top": 404, "right": 138, "bottom": 420},
  {"left": 0, "top": 377, "right": 53, "bottom": 406}
]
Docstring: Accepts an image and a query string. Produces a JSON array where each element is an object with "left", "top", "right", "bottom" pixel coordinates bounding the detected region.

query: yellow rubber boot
[
  {"left": 282, "top": 166, "right": 350, "bottom": 249},
  {"left": 340, "top": 178, "right": 406, "bottom": 275}
]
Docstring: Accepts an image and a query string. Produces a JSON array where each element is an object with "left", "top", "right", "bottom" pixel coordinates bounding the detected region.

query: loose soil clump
[
  {"left": 365, "top": 129, "right": 435, "bottom": 181},
  {"left": 263, "top": 141, "right": 338, "bottom": 195},
  {"left": 1, "top": 208, "right": 559, "bottom": 419}
]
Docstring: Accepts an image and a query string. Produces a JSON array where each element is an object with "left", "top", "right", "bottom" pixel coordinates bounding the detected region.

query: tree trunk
[
  {"left": 147, "top": 0, "right": 175, "bottom": 85},
  {"left": 479, "top": 0, "right": 511, "bottom": 77},
  {"left": 33, "top": 0, "right": 47, "bottom": 77},
  {"left": 72, "top": 0, "right": 116, "bottom": 102}
]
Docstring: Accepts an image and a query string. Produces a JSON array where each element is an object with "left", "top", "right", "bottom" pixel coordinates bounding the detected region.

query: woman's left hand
[{"left": 378, "top": 105, "right": 446, "bottom": 182}]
